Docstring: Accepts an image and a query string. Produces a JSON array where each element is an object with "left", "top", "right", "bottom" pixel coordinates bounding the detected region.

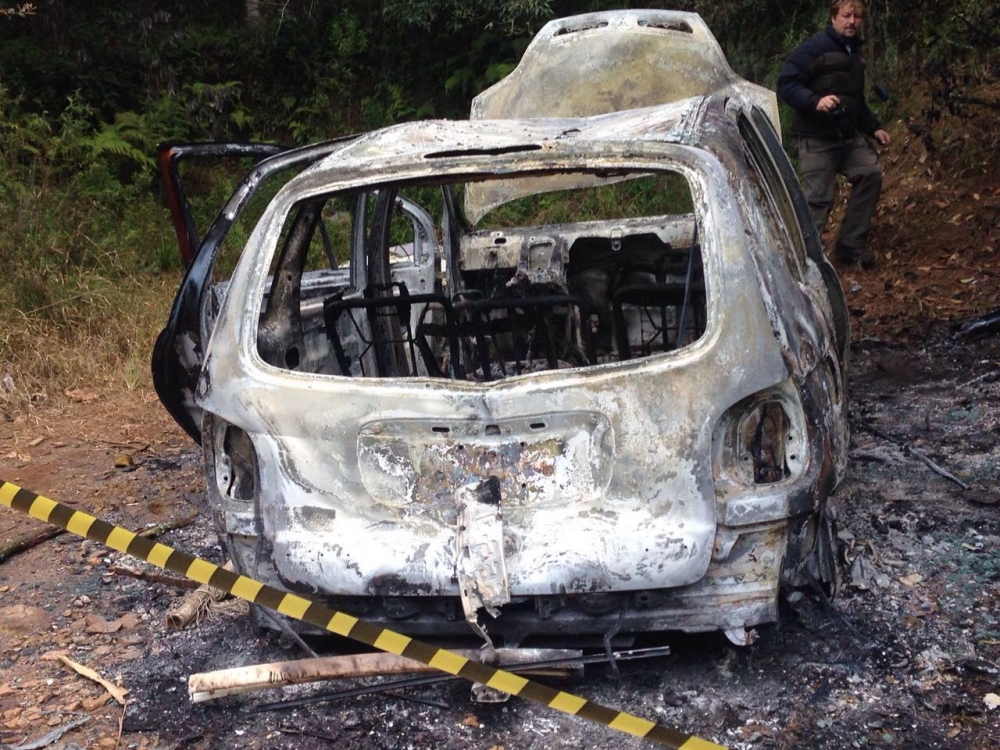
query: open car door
[{"left": 153, "top": 141, "right": 352, "bottom": 442}]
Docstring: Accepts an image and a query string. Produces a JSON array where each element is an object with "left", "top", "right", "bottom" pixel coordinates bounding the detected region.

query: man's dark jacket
[{"left": 777, "top": 26, "right": 882, "bottom": 140}]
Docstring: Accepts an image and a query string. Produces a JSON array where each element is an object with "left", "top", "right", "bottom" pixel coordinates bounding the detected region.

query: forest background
[{"left": 0, "top": 0, "right": 997, "bottom": 417}]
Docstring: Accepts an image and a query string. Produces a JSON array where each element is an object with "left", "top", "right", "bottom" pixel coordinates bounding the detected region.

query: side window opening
[
  {"left": 737, "top": 112, "right": 808, "bottom": 280},
  {"left": 256, "top": 170, "right": 707, "bottom": 381},
  {"left": 748, "top": 107, "right": 827, "bottom": 267},
  {"left": 740, "top": 107, "right": 851, "bottom": 362}
]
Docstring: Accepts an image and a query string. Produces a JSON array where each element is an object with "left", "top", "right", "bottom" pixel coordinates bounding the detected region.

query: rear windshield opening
[{"left": 255, "top": 169, "right": 707, "bottom": 381}]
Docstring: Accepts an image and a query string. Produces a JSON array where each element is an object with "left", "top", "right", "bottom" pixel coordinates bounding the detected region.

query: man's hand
[
  {"left": 816, "top": 94, "right": 841, "bottom": 113},
  {"left": 873, "top": 129, "right": 891, "bottom": 146}
]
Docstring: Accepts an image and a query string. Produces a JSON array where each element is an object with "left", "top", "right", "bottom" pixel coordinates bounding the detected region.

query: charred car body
[{"left": 153, "top": 11, "right": 850, "bottom": 648}]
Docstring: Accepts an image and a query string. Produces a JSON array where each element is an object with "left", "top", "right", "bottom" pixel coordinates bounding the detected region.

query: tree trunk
[{"left": 246, "top": 0, "right": 262, "bottom": 27}]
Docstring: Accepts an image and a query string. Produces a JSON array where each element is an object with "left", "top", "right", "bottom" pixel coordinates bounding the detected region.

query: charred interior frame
[{"left": 255, "top": 171, "right": 708, "bottom": 384}]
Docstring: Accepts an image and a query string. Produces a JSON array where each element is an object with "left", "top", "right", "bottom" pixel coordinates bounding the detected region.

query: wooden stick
[
  {"left": 855, "top": 419, "right": 970, "bottom": 490},
  {"left": 0, "top": 526, "right": 65, "bottom": 564},
  {"left": 110, "top": 563, "right": 199, "bottom": 590},
  {"left": 0, "top": 509, "right": 197, "bottom": 565},
  {"left": 189, "top": 648, "right": 582, "bottom": 702},
  {"left": 905, "top": 445, "right": 970, "bottom": 490},
  {"left": 138, "top": 511, "right": 199, "bottom": 539}
]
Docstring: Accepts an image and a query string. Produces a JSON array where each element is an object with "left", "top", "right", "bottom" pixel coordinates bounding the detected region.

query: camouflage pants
[{"left": 794, "top": 135, "right": 882, "bottom": 252}]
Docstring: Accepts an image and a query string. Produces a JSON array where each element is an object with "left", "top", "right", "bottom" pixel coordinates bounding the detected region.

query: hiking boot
[{"left": 835, "top": 243, "right": 876, "bottom": 269}]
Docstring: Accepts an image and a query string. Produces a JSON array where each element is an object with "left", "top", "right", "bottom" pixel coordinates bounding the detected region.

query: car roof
[
  {"left": 293, "top": 100, "right": 719, "bottom": 221},
  {"left": 310, "top": 100, "right": 695, "bottom": 163}
]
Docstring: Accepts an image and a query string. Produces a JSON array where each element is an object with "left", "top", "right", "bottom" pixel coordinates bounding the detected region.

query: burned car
[{"left": 153, "top": 10, "right": 850, "bottom": 649}]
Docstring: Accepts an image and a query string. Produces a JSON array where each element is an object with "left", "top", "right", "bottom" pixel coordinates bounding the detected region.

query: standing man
[{"left": 778, "top": 0, "right": 891, "bottom": 268}]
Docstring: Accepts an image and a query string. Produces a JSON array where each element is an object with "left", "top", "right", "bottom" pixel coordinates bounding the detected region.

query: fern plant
[{"left": 86, "top": 112, "right": 156, "bottom": 173}]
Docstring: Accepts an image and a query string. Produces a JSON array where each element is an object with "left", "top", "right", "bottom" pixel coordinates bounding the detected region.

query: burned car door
[
  {"left": 743, "top": 106, "right": 850, "bottom": 366},
  {"left": 157, "top": 142, "right": 285, "bottom": 268},
  {"left": 154, "top": 142, "right": 343, "bottom": 441}
]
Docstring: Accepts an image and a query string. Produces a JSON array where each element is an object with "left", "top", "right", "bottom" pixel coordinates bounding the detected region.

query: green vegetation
[
  {"left": 479, "top": 174, "right": 693, "bottom": 229},
  {"left": 0, "top": 84, "right": 178, "bottom": 409},
  {"left": 0, "top": 0, "right": 996, "bottom": 416}
]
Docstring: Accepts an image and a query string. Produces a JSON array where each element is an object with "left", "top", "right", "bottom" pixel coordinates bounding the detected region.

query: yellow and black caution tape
[{"left": 0, "top": 479, "right": 726, "bottom": 750}]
